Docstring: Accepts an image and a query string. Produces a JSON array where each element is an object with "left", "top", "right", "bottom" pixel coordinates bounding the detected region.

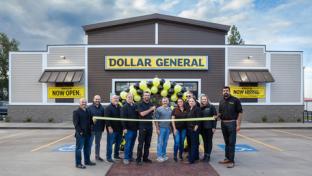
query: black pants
[
  {"left": 201, "top": 128, "right": 214, "bottom": 157},
  {"left": 221, "top": 121, "right": 237, "bottom": 163},
  {"left": 187, "top": 128, "right": 199, "bottom": 163},
  {"left": 136, "top": 128, "right": 153, "bottom": 161}
]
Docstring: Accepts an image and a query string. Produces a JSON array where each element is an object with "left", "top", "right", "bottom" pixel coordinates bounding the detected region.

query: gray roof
[{"left": 82, "top": 13, "right": 230, "bottom": 33}]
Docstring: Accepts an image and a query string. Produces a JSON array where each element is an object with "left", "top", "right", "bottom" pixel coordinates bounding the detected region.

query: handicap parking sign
[
  {"left": 54, "top": 144, "right": 76, "bottom": 152},
  {"left": 218, "top": 144, "right": 257, "bottom": 152}
]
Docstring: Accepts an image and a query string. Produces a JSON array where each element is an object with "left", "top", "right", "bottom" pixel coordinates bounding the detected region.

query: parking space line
[
  {"left": 272, "top": 129, "right": 312, "bottom": 140},
  {"left": 31, "top": 133, "right": 74, "bottom": 152},
  {"left": 238, "top": 133, "right": 284, "bottom": 152},
  {"left": 0, "top": 130, "right": 35, "bottom": 141}
]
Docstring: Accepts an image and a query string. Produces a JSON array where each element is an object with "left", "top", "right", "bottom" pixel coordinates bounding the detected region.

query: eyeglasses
[{"left": 186, "top": 95, "right": 192, "bottom": 97}]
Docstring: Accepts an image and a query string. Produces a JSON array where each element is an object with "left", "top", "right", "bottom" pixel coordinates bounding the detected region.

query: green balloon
[
  {"left": 161, "top": 89, "right": 168, "bottom": 97},
  {"left": 153, "top": 77, "right": 160, "bottom": 87},
  {"left": 163, "top": 80, "right": 171, "bottom": 90},
  {"left": 151, "top": 86, "right": 158, "bottom": 94},
  {"left": 171, "top": 94, "right": 178, "bottom": 102},
  {"left": 174, "top": 85, "right": 182, "bottom": 93}
]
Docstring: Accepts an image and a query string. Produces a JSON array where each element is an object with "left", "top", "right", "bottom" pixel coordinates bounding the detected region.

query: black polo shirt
[
  {"left": 218, "top": 95, "right": 243, "bottom": 121},
  {"left": 137, "top": 101, "right": 154, "bottom": 129}
]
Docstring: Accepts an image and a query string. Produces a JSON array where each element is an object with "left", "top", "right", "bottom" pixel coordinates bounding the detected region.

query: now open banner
[
  {"left": 48, "top": 87, "right": 85, "bottom": 99},
  {"left": 230, "top": 86, "right": 265, "bottom": 99},
  {"left": 105, "top": 56, "right": 208, "bottom": 70}
]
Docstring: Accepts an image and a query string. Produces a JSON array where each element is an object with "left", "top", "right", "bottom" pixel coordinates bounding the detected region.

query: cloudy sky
[{"left": 1, "top": 0, "right": 311, "bottom": 97}]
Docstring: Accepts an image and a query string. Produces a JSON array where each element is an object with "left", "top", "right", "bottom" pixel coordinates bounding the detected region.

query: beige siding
[
  {"left": 270, "top": 53, "right": 301, "bottom": 102},
  {"left": 47, "top": 47, "right": 85, "bottom": 67},
  {"left": 11, "top": 54, "right": 43, "bottom": 102},
  {"left": 228, "top": 47, "right": 266, "bottom": 67}
]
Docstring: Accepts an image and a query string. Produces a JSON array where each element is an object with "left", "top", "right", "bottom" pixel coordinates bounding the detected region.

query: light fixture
[
  {"left": 60, "top": 55, "right": 66, "bottom": 60},
  {"left": 247, "top": 56, "right": 253, "bottom": 60}
]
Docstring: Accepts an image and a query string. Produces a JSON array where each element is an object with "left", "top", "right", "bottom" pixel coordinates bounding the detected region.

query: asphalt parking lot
[{"left": 0, "top": 128, "right": 311, "bottom": 176}]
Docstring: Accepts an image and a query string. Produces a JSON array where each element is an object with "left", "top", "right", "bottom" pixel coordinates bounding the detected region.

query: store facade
[{"left": 8, "top": 14, "right": 303, "bottom": 122}]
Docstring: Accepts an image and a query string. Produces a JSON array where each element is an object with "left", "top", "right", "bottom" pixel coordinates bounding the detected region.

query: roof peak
[{"left": 82, "top": 13, "right": 230, "bottom": 33}]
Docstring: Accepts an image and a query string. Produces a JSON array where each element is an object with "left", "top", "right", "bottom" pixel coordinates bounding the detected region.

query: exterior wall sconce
[
  {"left": 248, "top": 56, "right": 253, "bottom": 59},
  {"left": 60, "top": 56, "right": 66, "bottom": 60}
]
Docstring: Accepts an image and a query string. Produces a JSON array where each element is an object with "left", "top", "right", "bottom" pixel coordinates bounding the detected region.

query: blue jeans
[
  {"left": 89, "top": 131, "right": 103, "bottom": 158},
  {"left": 124, "top": 130, "right": 137, "bottom": 160},
  {"left": 75, "top": 133, "right": 91, "bottom": 165},
  {"left": 173, "top": 128, "right": 186, "bottom": 158},
  {"left": 221, "top": 121, "right": 237, "bottom": 163},
  {"left": 157, "top": 127, "right": 170, "bottom": 158},
  {"left": 187, "top": 128, "right": 199, "bottom": 163},
  {"left": 106, "top": 131, "right": 122, "bottom": 160}
]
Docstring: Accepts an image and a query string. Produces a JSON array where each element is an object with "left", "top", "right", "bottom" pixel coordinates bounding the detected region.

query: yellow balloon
[
  {"left": 144, "top": 88, "right": 151, "bottom": 93},
  {"left": 174, "top": 85, "right": 182, "bottom": 93},
  {"left": 163, "top": 80, "right": 171, "bottom": 90},
  {"left": 118, "top": 102, "right": 123, "bottom": 107},
  {"left": 139, "top": 80, "right": 147, "bottom": 90},
  {"left": 153, "top": 77, "right": 160, "bottom": 87},
  {"left": 161, "top": 89, "right": 168, "bottom": 97},
  {"left": 129, "top": 88, "right": 137, "bottom": 95},
  {"left": 134, "top": 95, "right": 141, "bottom": 102},
  {"left": 170, "top": 105, "right": 175, "bottom": 110},
  {"left": 182, "top": 92, "right": 187, "bottom": 101},
  {"left": 171, "top": 94, "right": 178, "bottom": 102},
  {"left": 151, "top": 86, "right": 158, "bottom": 94},
  {"left": 120, "top": 91, "right": 127, "bottom": 100}
]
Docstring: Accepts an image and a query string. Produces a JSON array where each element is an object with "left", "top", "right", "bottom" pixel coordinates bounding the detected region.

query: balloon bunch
[{"left": 119, "top": 77, "right": 189, "bottom": 105}]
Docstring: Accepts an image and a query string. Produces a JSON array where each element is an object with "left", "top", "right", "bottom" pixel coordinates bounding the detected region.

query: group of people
[{"left": 73, "top": 86, "right": 243, "bottom": 169}]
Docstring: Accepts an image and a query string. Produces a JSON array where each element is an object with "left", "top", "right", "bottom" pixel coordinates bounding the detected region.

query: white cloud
[{"left": 221, "top": 0, "right": 253, "bottom": 11}]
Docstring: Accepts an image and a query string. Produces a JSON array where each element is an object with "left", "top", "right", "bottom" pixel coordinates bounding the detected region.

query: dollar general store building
[{"left": 8, "top": 14, "right": 304, "bottom": 122}]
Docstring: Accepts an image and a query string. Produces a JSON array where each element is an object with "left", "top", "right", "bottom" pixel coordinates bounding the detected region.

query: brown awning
[
  {"left": 230, "top": 69, "right": 274, "bottom": 83},
  {"left": 39, "top": 70, "right": 84, "bottom": 83}
]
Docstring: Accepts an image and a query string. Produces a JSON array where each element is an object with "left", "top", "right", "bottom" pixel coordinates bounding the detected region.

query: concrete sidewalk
[{"left": 1, "top": 121, "right": 312, "bottom": 129}]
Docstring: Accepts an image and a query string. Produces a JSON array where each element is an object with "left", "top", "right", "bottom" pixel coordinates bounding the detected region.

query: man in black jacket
[
  {"left": 73, "top": 98, "right": 96, "bottom": 169},
  {"left": 88, "top": 95, "right": 105, "bottom": 162},
  {"left": 105, "top": 95, "right": 123, "bottom": 163},
  {"left": 218, "top": 86, "right": 243, "bottom": 168},
  {"left": 200, "top": 95, "right": 217, "bottom": 162},
  {"left": 121, "top": 93, "right": 139, "bottom": 165}
]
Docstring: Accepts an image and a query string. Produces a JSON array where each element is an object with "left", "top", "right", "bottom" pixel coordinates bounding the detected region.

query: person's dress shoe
[
  {"left": 218, "top": 159, "right": 231, "bottom": 164},
  {"left": 85, "top": 161, "right": 96, "bottom": 166},
  {"left": 96, "top": 156, "right": 104, "bottom": 162},
  {"left": 143, "top": 158, "right": 152, "bottom": 163},
  {"left": 107, "top": 159, "right": 115, "bottom": 163},
  {"left": 227, "top": 162, "right": 235, "bottom": 168},
  {"left": 114, "top": 156, "right": 122, "bottom": 160},
  {"left": 76, "top": 164, "right": 86, "bottom": 169}
]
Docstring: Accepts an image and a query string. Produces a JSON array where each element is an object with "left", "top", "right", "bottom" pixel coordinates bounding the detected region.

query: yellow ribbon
[{"left": 93, "top": 116, "right": 216, "bottom": 122}]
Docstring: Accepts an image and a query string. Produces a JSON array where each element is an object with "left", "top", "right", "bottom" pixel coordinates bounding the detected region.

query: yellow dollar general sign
[
  {"left": 230, "top": 86, "right": 265, "bottom": 99},
  {"left": 48, "top": 87, "right": 85, "bottom": 99},
  {"left": 105, "top": 56, "right": 208, "bottom": 70}
]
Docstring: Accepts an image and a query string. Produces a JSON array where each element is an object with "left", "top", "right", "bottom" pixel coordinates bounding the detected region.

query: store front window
[{"left": 114, "top": 80, "right": 199, "bottom": 98}]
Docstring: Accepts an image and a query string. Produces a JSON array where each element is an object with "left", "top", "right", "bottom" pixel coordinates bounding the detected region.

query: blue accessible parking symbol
[
  {"left": 54, "top": 144, "right": 76, "bottom": 152},
  {"left": 218, "top": 144, "right": 257, "bottom": 152}
]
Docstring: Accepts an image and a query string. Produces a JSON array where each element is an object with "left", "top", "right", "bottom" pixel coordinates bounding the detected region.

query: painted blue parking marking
[
  {"left": 218, "top": 144, "right": 257, "bottom": 152},
  {"left": 54, "top": 144, "right": 76, "bottom": 152}
]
